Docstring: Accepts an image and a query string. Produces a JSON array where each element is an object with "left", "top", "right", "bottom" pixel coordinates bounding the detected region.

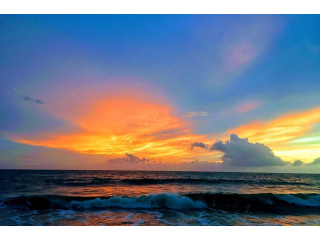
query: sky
[{"left": 0, "top": 14, "right": 320, "bottom": 172}]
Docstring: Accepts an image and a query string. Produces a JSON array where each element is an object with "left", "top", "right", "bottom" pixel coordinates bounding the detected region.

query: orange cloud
[
  {"left": 9, "top": 90, "right": 207, "bottom": 163},
  {"left": 230, "top": 106, "right": 320, "bottom": 162},
  {"left": 231, "top": 107, "right": 320, "bottom": 144}
]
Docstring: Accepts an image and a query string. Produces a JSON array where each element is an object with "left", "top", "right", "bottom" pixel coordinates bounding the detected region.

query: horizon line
[{"left": 0, "top": 168, "right": 319, "bottom": 175}]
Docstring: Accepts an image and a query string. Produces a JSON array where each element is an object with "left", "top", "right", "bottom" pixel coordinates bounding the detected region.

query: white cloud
[{"left": 183, "top": 111, "right": 209, "bottom": 118}]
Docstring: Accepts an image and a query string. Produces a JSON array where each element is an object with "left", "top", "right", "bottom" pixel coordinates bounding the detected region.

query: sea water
[{"left": 1, "top": 170, "right": 320, "bottom": 226}]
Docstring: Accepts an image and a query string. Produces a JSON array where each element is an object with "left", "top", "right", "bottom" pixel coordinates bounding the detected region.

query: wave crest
[
  {"left": 3, "top": 193, "right": 320, "bottom": 213},
  {"left": 68, "top": 193, "right": 206, "bottom": 209}
]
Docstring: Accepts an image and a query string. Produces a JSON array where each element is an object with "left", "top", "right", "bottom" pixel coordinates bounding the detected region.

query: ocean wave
[
  {"left": 185, "top": 193, "right": 320, "bottom": 213},
  {"left": 3, "top": 193, "right": 320, "bottom": 213},
  {"left": 119, "top": 178, "right": 311, "bottom": 186}
]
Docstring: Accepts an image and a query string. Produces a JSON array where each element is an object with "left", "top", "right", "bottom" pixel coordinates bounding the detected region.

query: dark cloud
[
  {"left": 108, "top": 153, "right": 149, "bottom": 164},
  {"left": 12, "top": 89, "right": 45, "bottom": 104},
  {"left": 191, "top": 142, "right": 208, "bottom": 150},
  {"left": 291, "top": 158, "right": 320, "bottom": 167},
  {"left": 292, "top": 160, "right": 304, "bottom": 166},
  {"left": 34, "top": 99, "right": 45, "bottom": 104},
  {"left": 208, "top": 134, "right": 287, "bottom": 167}
]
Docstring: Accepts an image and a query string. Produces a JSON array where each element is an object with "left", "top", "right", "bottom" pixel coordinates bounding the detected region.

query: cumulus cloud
[
  {"left": 108, "top": 153, "right": 149, "bottom": 164},
  {"left": 191, "top": 142, "right": 208, "bottom": 150},
  {"left": 12, "top": 89, "right": 45, "bottom": 104},
  {"left": 208, "top": 134, "right": 287, "bottom": 167},
  {"left": 183, "top": 111, "right": 209, "bottom": 118},
  {"left": 292, "top": 160, "right": 304, "bottom": 166}
]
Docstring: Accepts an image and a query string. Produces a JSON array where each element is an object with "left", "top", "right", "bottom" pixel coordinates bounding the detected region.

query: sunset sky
[{"left": 1, "top": 15, "right": 320, "bottom": 172}]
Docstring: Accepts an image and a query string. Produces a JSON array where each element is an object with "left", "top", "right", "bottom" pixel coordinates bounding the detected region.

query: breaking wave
[{"left": 3, "top": 193, "right": 320, "bottom": 213}]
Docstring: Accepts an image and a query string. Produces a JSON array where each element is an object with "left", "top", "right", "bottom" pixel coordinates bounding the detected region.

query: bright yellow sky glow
[
  {"left": 230, "top": 107, "right": 320, "bottom": 163},
  {"left": 9, "top": 92, "right": 208, "bottom": 163}
]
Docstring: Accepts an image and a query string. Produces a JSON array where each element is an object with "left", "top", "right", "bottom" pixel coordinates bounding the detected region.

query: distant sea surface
[{"left": 1, "top": 170, "right": 320, "bottom": 226}]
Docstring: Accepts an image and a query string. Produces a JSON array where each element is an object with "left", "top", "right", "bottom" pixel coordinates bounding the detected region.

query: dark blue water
[{"left": 1, "top": 170, "right": 320, "bottom": 225}]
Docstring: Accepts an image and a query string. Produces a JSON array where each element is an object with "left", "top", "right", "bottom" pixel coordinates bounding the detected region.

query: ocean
[{"left": 0, "top": 170, "right": 320, "bottom": 226}]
